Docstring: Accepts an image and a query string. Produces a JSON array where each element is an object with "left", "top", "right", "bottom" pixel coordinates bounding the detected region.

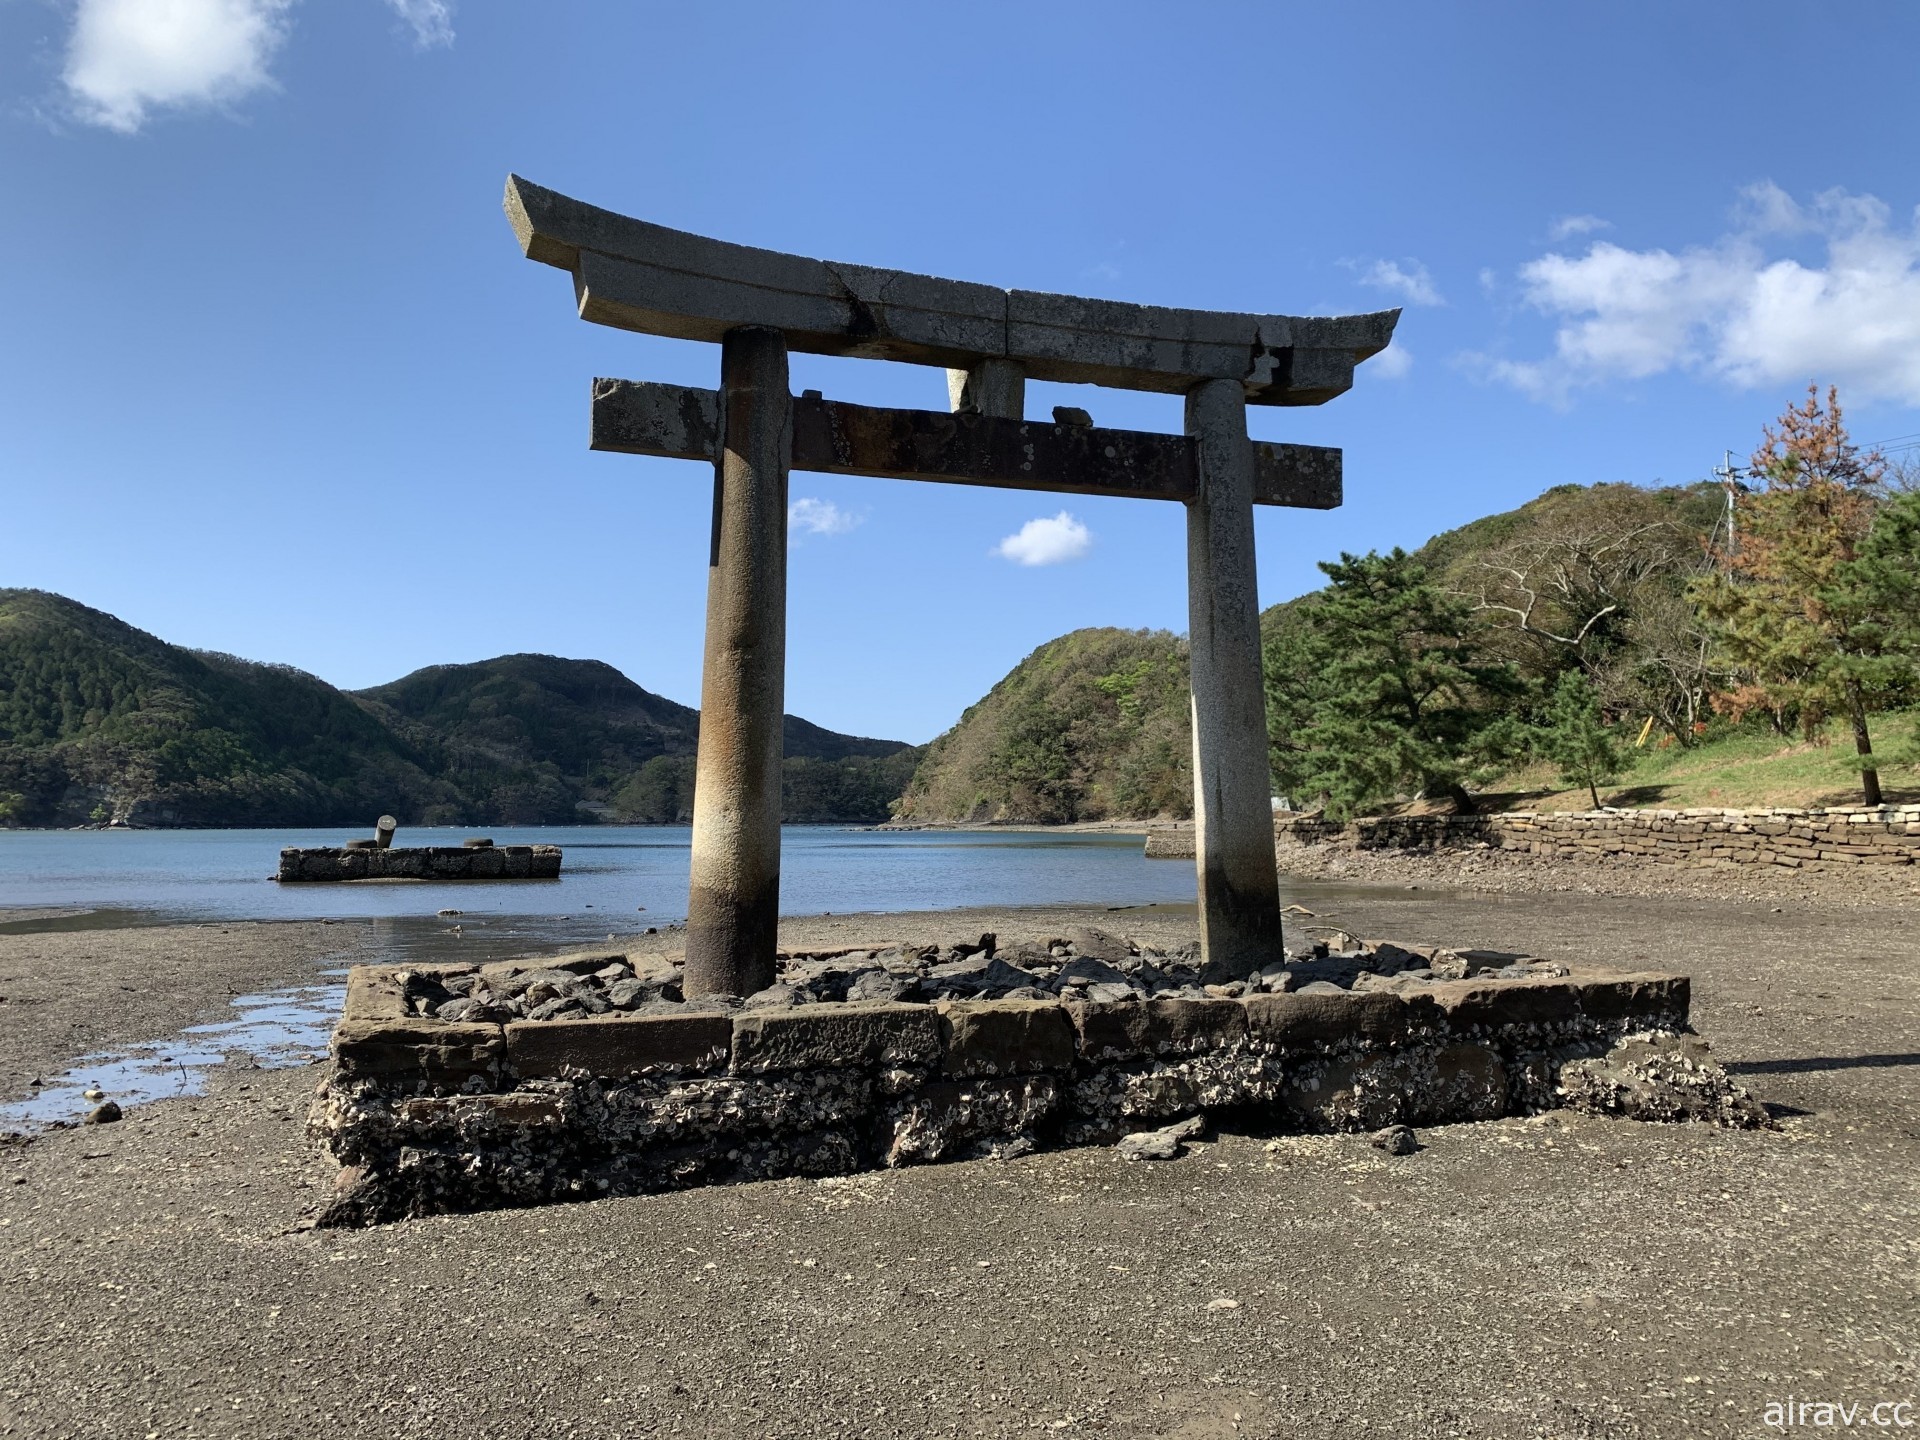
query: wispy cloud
[
  {"left": 385, "top": 0, "right": 454, "bottom": 49},
  {"left": 789, "top": 497, "right": 862, "bottom": 537},
  {"left": 1370, "top": 345, "right": 1413, "bottom": 380},
  {"left": 1351, "top": 258, "right": 1443, "bottom": 307},
  {"left": 1549, "top": 214, "right": 1612, "bottom": 242},
  {"left": 995, "top": 512, "right": 1091, "bottom": 566},
  {"left": 63, "top": 0, "right": 292, "bottom": 133},
  {"left": 1476, "top": 184, "right": 1920, "bottom": 408}
]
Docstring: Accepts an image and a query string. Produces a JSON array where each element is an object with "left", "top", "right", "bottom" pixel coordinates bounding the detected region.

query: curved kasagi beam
[{"left": 505, "top": 176, "right": 1399, "bottom": 407}]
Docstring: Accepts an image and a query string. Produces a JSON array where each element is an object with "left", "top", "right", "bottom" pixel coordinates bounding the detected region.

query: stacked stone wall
[{"left": 1266, "top": 805, "right": 1920, "bottom": 872}]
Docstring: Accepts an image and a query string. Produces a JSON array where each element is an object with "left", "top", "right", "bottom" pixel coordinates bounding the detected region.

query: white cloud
[
  {"left": 1484, "top": 185, "right": 1920, "bottom": 407},
  {"left": 63, "top": 0, "right": 292, "bottom": 133},
  {"left": 1549, "top": 214, "right": 1612, "bottom": 241},
  {"left": 789, "top": 497, "right": 861, "bottom": 537},
  {"left": 1354, "top": 259, "right": 1443, "bottom": 307},
  {"left": 385, "top": 0, "right": 453, "bottom": 48},
  {"left": 995, "top": 511, "right": 1091, "bottom": 567},
  {"left": 1370, "top": 344, "right": 1413, "bottom": 380},
  {"left": 59, "top": 0, "right": 454, "bottom": 133}
]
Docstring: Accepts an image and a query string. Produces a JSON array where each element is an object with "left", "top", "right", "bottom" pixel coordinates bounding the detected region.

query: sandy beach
[{"left": 2, "top": 886, "right": 1917, "bottom": 1438}]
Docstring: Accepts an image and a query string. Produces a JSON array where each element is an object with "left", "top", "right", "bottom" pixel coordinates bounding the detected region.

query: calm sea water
[
  {"left": 1, "top": 827, "right": 1479, "bottom": 1130},
  {"left": 0, "top": 826, "right": 1206, "bottom": 1127},
  {"left": 0, "top": 825, "right": 1196, "bottom": 930}
]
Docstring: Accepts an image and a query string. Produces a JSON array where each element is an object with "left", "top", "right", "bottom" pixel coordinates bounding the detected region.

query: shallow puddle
[{"left": 0, "top": 973, "right": 348, "bottom": 1132}]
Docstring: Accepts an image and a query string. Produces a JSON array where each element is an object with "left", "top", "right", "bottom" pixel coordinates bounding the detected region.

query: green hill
[
  {"left": 893, "top": 628, "right": 1192, "bottom": 824},
  {"left": 897, "top": 482, "right": 1737, "bottom": 824},
  {"left": 0, "top": 590, "right": 916, "bottom": 828},
  {"left": 0, "top": 590, "right": 453, "bottom": 826}
]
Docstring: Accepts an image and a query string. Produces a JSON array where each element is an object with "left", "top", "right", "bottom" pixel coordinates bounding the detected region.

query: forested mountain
[
  {"left": 894, "top": 481, "right": 1742, "bottom": 824},
  {"left": 892, "top": 628, "right": 1193, "bottom": 824},
  {"left": 0, "top": 590, "right": 453, "bottom": 826},
  {"left": 0, "top": 590, "right": 916, "bottom": 827},
  {"left": 15, "top": 455, "right": 1903, "bottom": 830}
]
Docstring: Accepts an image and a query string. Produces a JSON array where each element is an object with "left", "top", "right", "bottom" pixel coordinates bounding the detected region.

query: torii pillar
[
  {"left": 684, "top": 328, "right": 791, "bottom": 998},
  {"left": 503, "top": 174, "right": 1399, "bottom": 995},
  {"left": 1185, "top": 378, "right": 1284, "bottom": 979}
]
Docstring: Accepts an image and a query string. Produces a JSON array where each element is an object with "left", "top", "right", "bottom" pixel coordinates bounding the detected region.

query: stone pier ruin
[
  {"left": 309, "top": 933, "right": 1766, "bottom": 1226},
  {"left": 502, "top": 175, "right": 1400, "bottom": 993}
]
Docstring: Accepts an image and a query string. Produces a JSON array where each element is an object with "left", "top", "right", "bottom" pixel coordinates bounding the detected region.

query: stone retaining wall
[
  {"left": 277, "top": 845, "right": 563, "bottom": 882},
  {"left": 310, "top": 952, "right": 1698, "bottom": 1225},
  {"left": 1265, "top": 805, "right": 1920, "bottom": 871}
]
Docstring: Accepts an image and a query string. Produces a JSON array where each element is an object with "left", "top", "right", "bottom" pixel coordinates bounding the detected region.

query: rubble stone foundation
[{"left": 308, "top": 937, "right": 1747, "bottom": 1226}]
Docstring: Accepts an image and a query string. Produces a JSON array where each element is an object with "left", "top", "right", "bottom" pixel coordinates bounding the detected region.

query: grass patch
[{"left": 1482, "top": 710, "right": 1920, "bottom": 812}]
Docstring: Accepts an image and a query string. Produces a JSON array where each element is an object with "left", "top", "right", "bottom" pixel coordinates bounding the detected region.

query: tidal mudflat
[{"left": 3, "top": 886, "right": 1915, "bottom": 1438}]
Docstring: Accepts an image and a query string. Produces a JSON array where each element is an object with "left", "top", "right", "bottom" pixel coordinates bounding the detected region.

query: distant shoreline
[{"left": 873, "top": 818, "right": 1180, "bottom": 835}]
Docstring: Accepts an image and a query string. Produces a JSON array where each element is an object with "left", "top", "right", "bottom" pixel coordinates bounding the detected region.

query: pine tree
[
  {"left": 1830, "top": 487, "right": 1920, "bottom": 767},
  {"left": 1696, "top": 387, "right": 1895, "bottom": 805},
  {"left": 1537, "top": 669, "right": 1624, "bottom": 809},
  {"left": 1265, "top": 549, "right": 1522, "bottom": 820}
]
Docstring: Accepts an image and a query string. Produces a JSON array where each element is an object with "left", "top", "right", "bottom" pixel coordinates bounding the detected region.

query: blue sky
[{"left": 4, "top": 2, "right": 1918, "bottom": 744}]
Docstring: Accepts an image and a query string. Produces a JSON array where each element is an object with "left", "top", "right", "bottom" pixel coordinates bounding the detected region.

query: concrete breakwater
[
  {"left": 277, "top": 845, "right": 563, "bottom": 882},
  {"left": 1147, "top": 805, "right": 1920, "bottom": 871}
]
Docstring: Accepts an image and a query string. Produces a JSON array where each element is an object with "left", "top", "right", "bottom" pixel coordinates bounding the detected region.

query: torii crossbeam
[{"left": 505, "top": 175, "right": 1399, "bottom": 995}]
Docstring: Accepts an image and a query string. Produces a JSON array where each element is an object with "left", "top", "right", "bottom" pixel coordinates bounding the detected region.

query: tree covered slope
[
  {"left": 893, "top": 628, "right": 1193, "bottom": 824},
  {"left": 0, "top": 590, "right": 916, "bottom": 827}
]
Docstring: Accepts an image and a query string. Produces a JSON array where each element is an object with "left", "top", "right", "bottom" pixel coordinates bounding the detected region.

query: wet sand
[
  {"left": 0, "top": 919, "right": 371, "bottom": 1100},
  {"left": 1, "top": 888, "right": 1917, "bottom": 1438}
]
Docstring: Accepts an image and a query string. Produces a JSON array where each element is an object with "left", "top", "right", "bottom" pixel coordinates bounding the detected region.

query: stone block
[
  {"left": 344, "top": 967, "right": 410, "bottom": 1022},
  {"left": 1437, "top": 977, "right": 1584, "bottom": 1030},
  {"left": 505, "top": 1013, "right": 732, "bottom": 1079},
  {"left": 1066, "top": 997, "right": 1248, "bottom": 1062},
  {"left": 730, "top": 1003, "right": 942, "bottom": 1074},
  {"left": 1242, "top": 989, "right": 1437, "bottom": 1049},
  {"left": 937, "top": 1000, "right": 1077, "bottom": 1077},
  {"left": 333, "top": 1017, "right": 503, "bottom": 1084},
  {"left": 1571, "top": 974, "right": 1690, "bottom": 1024}
]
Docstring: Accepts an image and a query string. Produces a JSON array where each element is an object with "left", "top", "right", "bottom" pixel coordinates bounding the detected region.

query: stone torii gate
[{"left": 505, "top": 176, "right": 1399, "bottom": 998}]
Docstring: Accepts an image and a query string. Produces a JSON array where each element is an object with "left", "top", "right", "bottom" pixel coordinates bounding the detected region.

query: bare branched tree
[{"left": 1441, "top": 483, "right": 1721, "bottom": 740}]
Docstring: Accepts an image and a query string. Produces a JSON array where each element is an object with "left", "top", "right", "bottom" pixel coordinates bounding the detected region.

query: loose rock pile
[{"left": 397, "top": 927, "right": 1574, "bottom": 1025}]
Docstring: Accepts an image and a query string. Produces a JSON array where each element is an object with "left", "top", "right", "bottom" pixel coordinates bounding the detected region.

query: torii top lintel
[{"left": 505, "top": 176, "right": 1400, "bottom": 407}]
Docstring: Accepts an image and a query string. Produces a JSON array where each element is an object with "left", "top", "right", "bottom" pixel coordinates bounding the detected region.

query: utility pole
[{"left": 1711, "top": 449, "right": 1747, "bottom": 568}]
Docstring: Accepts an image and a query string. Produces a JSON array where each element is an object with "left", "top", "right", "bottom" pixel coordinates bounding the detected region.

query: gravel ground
[{"left": 2, "top": 887, "right": 1916, "bottom": 1439}]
